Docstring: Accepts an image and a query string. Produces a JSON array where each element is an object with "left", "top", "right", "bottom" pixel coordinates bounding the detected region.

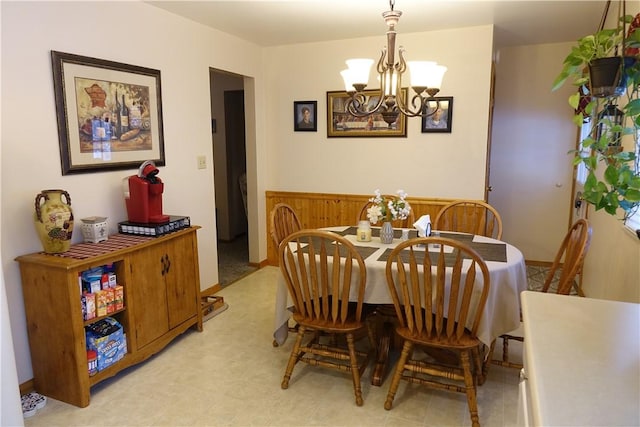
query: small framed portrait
[
  {"left": 421, "top": 96, "right": 453, "bottom": 133},
  {"left": 294, "top": 101, "right": 317, "bottom": 132}
]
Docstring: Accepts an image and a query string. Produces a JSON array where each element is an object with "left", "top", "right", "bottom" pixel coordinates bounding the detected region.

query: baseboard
[
  {"left": 524, "top": 260, "right": 553, "bottom": 267},
  {"left": 20, "top": 379, "right": 34, "bottom": 395},
  {"left": 201, "top": 284, "right": 223, "bottom": 298}
]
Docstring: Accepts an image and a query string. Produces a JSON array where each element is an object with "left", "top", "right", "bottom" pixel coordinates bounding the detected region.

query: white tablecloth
[{"left": 273, "top": 226, "right": 527, "bottom": 347}]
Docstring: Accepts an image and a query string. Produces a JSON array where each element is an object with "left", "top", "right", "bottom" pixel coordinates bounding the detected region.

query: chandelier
[{"left": 340, "top": 0, "right": 447, "bottom": 127}]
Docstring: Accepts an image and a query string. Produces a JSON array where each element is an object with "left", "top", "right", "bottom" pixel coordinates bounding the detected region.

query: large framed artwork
[
  {"left": 421, "top": 96, "right": 453, "bottom": 133},
  {"left": 51, "top": 50, "right": 165, "bottom": 175},
  {"left": 327, "top": 89, "right": 407, "bottom": 137}
]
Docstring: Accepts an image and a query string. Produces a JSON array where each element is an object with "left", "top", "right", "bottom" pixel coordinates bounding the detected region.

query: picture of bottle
[
  {"left": 103, "top": 117, "right": 111, "bottom": 141},
  {"left": 120, "top": 93, "right": 129, "bottom": 133},
  {"left": 115, "top": 91, "right": 122, "bottom": 137},
  {"left": 111, "top": 97, "right": 119, "bottom": 139},
  {"left": 91, "top": 116, "right": 103, "bottom": 142},
  {"left": 129, "top": 101, "right": 141, "bottom": 129}
]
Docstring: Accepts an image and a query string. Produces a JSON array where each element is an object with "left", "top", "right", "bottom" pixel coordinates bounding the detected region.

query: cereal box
[
  {"left": 96, "top": 290, "right": 108, "bottom": 317},
  {"left": 104, "top": 288, "right": 115, "bottom": 314},
  {"left": 108, "top": 272, "right": 117, "bottom": 288},
  {"left": 85, "top": 318, "right": 127, "bottom": 371},
  {"left": 114, "top": 285, "right": 124, "bottom": 311},
  {"left": 81, "top": 293, "right": 96, "bottom": 321}
]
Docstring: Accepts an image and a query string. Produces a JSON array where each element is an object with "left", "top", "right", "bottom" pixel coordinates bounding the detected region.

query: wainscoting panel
[{"left": 265, "top": 191, "right": 459, "bottom": 265}]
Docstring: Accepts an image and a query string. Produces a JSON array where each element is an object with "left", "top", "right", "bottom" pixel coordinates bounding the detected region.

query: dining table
[{"left": 273, "top": 225, "right": 528, "bottom": 385}]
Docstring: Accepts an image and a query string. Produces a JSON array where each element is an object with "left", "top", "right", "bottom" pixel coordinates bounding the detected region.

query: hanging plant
[{"left": 552, "top": 9, "right": 640, "bottom": 217}]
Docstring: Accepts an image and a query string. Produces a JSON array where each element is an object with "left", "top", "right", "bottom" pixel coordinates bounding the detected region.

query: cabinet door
[
  {"left": 129, "top": 243, "right": 170, "bottom": 349},
  {"left": 165, "top": 232, "right": 199, "bottom": 329}
]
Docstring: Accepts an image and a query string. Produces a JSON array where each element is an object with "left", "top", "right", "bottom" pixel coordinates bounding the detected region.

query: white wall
[
  {"left": 491, "top": 42, "right": 577, "bottom": 261},
  {"left": 1, "top": 1, "right": 265, "bottom": 384},
  {"left": 263, "top": 26, "right": 495, "bottom": 199}
]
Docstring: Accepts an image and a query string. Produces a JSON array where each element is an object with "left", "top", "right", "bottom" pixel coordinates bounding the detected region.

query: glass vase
[{"left": 379, "top": 221, "right": 394, "bottom": 244}]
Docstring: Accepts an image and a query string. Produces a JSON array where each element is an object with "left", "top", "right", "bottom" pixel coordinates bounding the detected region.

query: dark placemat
[
  {"left": 438, "top": 232, "right": 474, "bottom": 242},
  {"left": 466, "top": 242, "right": 507, "bottom": 262},
  {"left": 377, "top": 241, "right": 507, "bottom": 265},
  {"left": 377, "top": 247, "right": 462, "bottom": 267},
  {"left": 340, "top": 226, "right": 418, "bottom": 239},
  {"left": 295, "top": 236, "right": 379, "bottom": 260},
  {"left": 339, "top": 226, "right": 473, "bottom": 241}
]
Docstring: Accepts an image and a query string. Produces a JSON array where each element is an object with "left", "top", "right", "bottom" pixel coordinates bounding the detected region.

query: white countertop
[{"left": 522, "top": 291, "right": 640, "bottom": 426}]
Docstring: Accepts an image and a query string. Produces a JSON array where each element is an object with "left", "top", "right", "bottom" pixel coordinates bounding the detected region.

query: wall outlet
[{"left": 197, "top": 155, "right": 206, "bottom": 169}]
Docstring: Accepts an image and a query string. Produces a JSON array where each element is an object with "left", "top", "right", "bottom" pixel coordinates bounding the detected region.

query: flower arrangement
[{"left": 366, "top": 189, "right": 411, "bottom": 224}]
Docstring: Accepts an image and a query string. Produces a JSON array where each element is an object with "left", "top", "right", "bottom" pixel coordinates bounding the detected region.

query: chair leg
[
  {"left": 460, "top": 350, "right": 480, "bottom": 427},
  {"left": 479, "top": 340, "right": 496, "bottom": 385},
  {"left": 384, "top": 340, "right": 413, "bottom": 410},
  {"left": 281, "top": 325, "right": 306, "bottom": 389},
  {"left": 472, "top": 344, "right": 484, "bottom": 386},
  {"left": 346, "top": 333, "right": 364, "bottom": 406},
  {"left": 502, "top": 335, "right": 510, "bottom": 363}
]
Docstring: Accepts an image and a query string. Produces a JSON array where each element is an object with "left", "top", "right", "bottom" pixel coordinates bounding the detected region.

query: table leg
[{"left": 371, "top": 321, "right": 393, "bottom": 386}]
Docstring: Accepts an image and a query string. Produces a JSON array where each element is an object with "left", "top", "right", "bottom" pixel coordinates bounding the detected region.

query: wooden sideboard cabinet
[{"left": 16, "top": 227, "right": 203, "bottom": 408}]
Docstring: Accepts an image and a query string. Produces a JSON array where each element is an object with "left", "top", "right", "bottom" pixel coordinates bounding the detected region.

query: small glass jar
[{"left": 356, "top": 220, "right": 372, "bottom": 242}]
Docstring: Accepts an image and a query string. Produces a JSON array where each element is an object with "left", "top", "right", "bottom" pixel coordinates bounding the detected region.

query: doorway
[{"left": 210, "top": 69, "right": 256, "bottom": 285}]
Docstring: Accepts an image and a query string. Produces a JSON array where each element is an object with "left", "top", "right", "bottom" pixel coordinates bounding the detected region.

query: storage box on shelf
[{"left": 16, "top": 227, "right": 203, "bottom": 407}]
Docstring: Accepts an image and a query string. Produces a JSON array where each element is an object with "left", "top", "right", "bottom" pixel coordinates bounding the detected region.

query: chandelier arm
[
  {"left": 376, "top": 48, "right": 388, "bottom": 75},
  {"left": 346, "top": 89, "right": 387, "bottom": 117},
  {"left": 395, "top": 94, "right": 442, "bottom": 118}
]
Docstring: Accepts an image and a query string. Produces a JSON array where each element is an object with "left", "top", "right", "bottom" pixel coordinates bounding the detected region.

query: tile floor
[{"left": 24, "top": 266, "right": 524, "bottom": 427}]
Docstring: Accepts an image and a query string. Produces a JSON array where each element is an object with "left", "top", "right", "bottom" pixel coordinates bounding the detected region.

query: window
[{"left": 624, "top": 129, "right": 640, "bottom": 236}]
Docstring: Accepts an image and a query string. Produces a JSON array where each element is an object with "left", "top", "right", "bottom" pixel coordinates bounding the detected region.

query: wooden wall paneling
[{"left": 265, "top": 191, "right": 464, "bottom": 265}]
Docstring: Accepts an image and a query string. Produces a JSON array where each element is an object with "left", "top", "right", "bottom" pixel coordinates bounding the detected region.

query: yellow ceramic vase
[{"left": 34, "top": 189, "right": 74, "bottom": 253}]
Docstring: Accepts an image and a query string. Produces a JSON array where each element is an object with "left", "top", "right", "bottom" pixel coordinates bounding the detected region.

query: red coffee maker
[{"left": 123, "top": 160, "right": 170, "bottom": 224}]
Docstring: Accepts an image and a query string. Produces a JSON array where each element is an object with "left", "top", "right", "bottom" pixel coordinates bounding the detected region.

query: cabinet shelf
[
  {"left": 17, "top": 227, "right": 203, "bottom": 407},
  {"left": 83, "top": 307, "right": 126, "bottom": 326}
]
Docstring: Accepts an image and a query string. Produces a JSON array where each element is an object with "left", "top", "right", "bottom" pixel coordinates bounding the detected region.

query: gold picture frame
[{"left": 326, "top": 89, "right": 407, "bottom": 138}]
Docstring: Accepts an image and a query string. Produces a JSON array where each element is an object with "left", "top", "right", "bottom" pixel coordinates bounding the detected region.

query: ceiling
[{"left": 147, "top": 0, "right": 608, "bottom": 48}]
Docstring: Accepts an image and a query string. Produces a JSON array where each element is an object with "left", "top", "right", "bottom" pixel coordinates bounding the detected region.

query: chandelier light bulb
[
  {"left": 340, "top": 69, "right": 357, "bottom": 92},
  {"left": 345, "top": 58, "right": 374, "bottom": 85},
  {"left": 407, "top": 61, "right": 437, "bottom": 88},
  {"left": 424, "top": 64, "right": 448, "bottom": 89}
]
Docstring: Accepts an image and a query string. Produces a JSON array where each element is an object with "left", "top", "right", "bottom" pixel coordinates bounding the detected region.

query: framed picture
[
  {"left": 51, "top": 50, "right": 165, "bottom": 175},
  {"left": 294, "top": 101, "right": 317, "bottom": 132},
  {"left": 421, "top": 96, "right": 453, "bottom": 133},
  {"left": 327, "top": 89, "right": 407, "bottom": 138}
]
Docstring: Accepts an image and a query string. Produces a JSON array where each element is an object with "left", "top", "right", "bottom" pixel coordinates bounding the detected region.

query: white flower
[{"left": 366, "top": 189, "right": 411, "bottom": 224}]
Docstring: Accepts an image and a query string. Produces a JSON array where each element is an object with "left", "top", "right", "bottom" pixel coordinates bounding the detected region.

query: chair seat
[
  {"left": 292, "top": 314, "right": 365, "bottom": 333},
  {"left": 396, "top": 327, "right": 481, "bottom": 350}
]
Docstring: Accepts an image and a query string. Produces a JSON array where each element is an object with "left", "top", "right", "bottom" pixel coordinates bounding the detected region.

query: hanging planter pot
[{"left": 588, "top": 56, "right": 625, "bottom": 97}]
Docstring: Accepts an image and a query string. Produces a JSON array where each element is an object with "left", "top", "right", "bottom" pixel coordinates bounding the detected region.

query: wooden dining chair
[
  {"left": 269, "top": 203, "right": 301, "bottom": 248},
  {"left": 434, "top": 200, "right": 503, "bottom": 239},
  {"left": 492, "top": 218, "right": 592, "bottom": 369},
  {"left": 383, "top": 237, "right": 491, "bottom": 427},
  {"left": 278, "top": 229, "right": 375, "bottom": 406},
  {"left": 357, "top": 197, "right": 416, "bottom": 228}
]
